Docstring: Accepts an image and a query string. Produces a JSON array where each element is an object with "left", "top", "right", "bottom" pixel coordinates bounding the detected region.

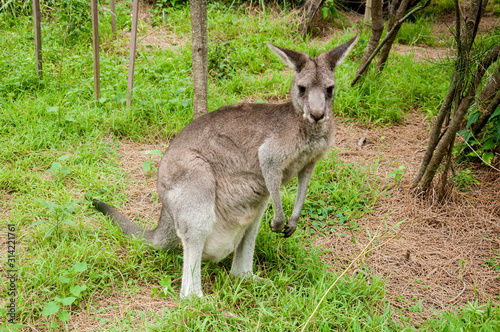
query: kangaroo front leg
[
  {"left": 262, "top": 168, "right": 286, "bottom": 233},
  {"left": 259, "top": 142, "right": 286, "bottom": 233},
  {"left": 284, "top": 163, "right": 315, "bottom": 238},
  {"left": 268, "top": 174, "right": 286, "bottom": 233}
]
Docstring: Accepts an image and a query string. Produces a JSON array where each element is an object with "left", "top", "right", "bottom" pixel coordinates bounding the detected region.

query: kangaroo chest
[{"left": 281, "top": 134, "right": 330, "bottom": 185}]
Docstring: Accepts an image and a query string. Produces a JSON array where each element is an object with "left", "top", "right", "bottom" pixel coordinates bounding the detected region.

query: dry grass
[
  {"left": 114, "top": 140, "right": 166, "bottom": 231},
  {"left": 317, "top": 112, "right": 500, "bottom": 322},
  {"left": 66, "top": 283, "right": 175, "bottom": 331}
]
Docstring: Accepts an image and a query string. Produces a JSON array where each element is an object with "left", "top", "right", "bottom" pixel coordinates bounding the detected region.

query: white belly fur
[{"left": 202, "top": 209, "right": 261, "bottom": 262}]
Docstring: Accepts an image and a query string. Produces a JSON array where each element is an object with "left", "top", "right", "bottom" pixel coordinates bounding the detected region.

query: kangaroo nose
[{"left": 309, "top": 112, "right": 325, "bottom": 122}]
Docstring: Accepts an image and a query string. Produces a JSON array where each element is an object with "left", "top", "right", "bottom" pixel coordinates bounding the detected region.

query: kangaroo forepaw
[
  {"left": 283, "top": 223, "right": 297, "bottom": 237},
  {"left": 283, "top": 219, "right": 298, "bottom": 238},
  {"left": 270, "top": 218, "right": 285, "bottom": 233}
]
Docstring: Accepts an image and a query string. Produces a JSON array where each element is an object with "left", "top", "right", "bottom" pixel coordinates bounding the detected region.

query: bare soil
[{"left": 322, "top": 112, "right": 500, "bottom": 323}]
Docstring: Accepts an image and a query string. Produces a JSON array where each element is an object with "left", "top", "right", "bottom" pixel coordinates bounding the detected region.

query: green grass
[
  {"left": 396, "top": 16, "right": 441, "bottom": 47},
  {"left": 0, "top": 1, "right": 498, "bottom": 331}
]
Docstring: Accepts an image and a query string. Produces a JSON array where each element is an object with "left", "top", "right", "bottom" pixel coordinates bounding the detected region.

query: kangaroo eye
[
  {"left": 326, "top": 86, "right": 334, "bottom": 95},
  {"left": 298, "top": 86, "right": 306, "bottom": 94}
]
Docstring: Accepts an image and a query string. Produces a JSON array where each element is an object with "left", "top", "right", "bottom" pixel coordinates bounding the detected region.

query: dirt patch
[
  {"left": 393, "top": 44, "right": 451, "bottom": 61},
  {"left": 319, "top": 112, "right": 500, "bottom": 322},
  {"left": 114, "top": 140, "right": 166, "bottom": 231},
  {"left": 66, "top": 283, "right": 175, "bottom": 331},
  {"left": 434, "top": 14, "right": 500, "bottom": 35},
  {"left": 111, "top": 1, "right": 186, "bottom": 53}
]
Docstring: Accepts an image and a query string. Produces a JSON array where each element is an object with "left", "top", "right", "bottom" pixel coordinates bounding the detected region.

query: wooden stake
[
  {"left": 32, "top": 0, "right": 43, "bottom": 79},
  {"left": 364, "top": 0, "right": 372, "bottom": 24},
  {"left": 190, "top": 0, "right": 209, "bottom": 118},
  {"left": 91, "top": 0, "right": 101, "bottom": 100},
  {"left": 110, "top": 0, "right": 116, "bottom": 39},
  {"left": 127, "top": 0, "right": 139, "bottom": 108}
]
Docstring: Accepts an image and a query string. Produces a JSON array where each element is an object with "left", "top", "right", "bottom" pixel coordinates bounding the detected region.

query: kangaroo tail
[{"left": 89, "top": 197, "right": 179, "bottom": 251}]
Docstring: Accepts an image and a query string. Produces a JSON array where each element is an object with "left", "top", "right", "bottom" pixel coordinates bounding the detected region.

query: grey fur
[{"left": 91, "top": 36, "right": 358, "bottom": 298}]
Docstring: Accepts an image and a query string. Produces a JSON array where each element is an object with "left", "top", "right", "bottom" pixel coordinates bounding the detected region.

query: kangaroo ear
[
  {"left": 267, "top": 42, "right": 309, "bottom": 72},
  {"left": 317, "top": 36, "right": 359, "bottom": 71}
]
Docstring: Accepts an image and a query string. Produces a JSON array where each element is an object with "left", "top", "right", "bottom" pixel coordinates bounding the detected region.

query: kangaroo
[{"left": 90, "top": 36, "right": 358, "bottom": 298}]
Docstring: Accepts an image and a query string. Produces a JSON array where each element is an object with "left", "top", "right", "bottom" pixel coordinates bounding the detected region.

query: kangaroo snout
[
  {"left": 307, "top": 110, "right": 326, "bottom": 123},
  {"left": 304, "top": 88, "right": 328, "bottom": 123}
]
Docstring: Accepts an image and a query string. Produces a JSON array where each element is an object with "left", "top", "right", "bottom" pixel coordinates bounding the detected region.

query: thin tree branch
[{"left": 351, "top": 0, "right": 431, "bottom": 86}]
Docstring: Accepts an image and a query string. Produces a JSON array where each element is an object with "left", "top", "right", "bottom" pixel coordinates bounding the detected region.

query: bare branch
[{"left": 351, "top": 0, "right": 431, "bottom": 86}]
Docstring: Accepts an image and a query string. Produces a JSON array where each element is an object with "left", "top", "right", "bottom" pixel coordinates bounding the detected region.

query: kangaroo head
[{"left": 267, "top": 37, "right": 358, "bottom": 124}]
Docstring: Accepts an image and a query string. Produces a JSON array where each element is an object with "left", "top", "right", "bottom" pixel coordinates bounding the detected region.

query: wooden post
[
  {"left": 190, "top": 0, "right": 209, "bottom": 118},
  {"left": 127, "top": 0, "right": 139, "bottom": 108},
  {"left": 91, "top": 0, "right": 101, "bottom": 100},
  {"left": 32, "top": 0, "right": 43, "bottom": 79},
  {"left": 110, "top": 0, "right": 116, "bottom": 39},
  {"left": 364, "top": 0, "right": 372, "bottom": 24}
]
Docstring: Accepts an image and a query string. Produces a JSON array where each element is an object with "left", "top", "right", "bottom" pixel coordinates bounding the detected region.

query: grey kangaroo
[{"left": 91, "top": 36, "right": 358, "bottom": 298}]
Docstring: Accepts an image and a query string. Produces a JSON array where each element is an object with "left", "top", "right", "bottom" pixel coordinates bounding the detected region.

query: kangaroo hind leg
[
  {"left": 230, "top": 198, "right": 270, "bottom": 279},
  {"left": 164, "top": 160, "right": 216, "bottom": 298}
]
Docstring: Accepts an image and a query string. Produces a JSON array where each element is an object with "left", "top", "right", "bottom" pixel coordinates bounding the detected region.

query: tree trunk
[
  {"left": 376, "top": 0, "right": 411, "bottom": 72},
  {"left": 412, "top": 78, "right": 457, "bottom": 188},
  {"left": 412, "top": 0, "right": 496, "bottom": 195},
  {"left": 301, "top": 0, "right": 324, "bottom": 36},
  {"left": 126, "top": 0, "right": 139, "bottom": 108},
  {"left": 356, "top": 0, "right": 383, "bottom": 77},
  {"left": 91, "top": 0, "right": 101, "bottom": 101},
  {"left": 190, "top": 0, "right": 208, "bottom": 119},
  {"left": 351, "top": 0, "right": 431, "bottom": 86}
]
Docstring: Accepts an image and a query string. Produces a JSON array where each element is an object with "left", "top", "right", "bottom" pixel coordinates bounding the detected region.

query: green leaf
[
  {"left": 43, "top": 226, "right": 56, "bottom": 239},
  {"left": 321, "top": 6, "right": 329, "bottom": 19},
  {"left": 47, "top": 106, "right": 59, "bottom": 113},
  {"left": 59, "top": 167, "right": 70, "bottom": 176},
  {"left": 482, "top": 139, "right": 497, "bottom": 150},
  {"left": 490, "top": 106, "right": 500, "bottom": 119},
  {"left": 62, "top": 218, "right": 74, "bottom": 226},
  {"left": 390, "top": 219, "right": 407, "bottom": 231},
  {"left": 70, "top": 285, "right": 87, "bottom": 297},
  {"left": 58, "top": 311, "right": 70, "bottom": 322},
  {"left": 42, "top": 302, "right": 60, "bottom": 316},
  {"left": 387, "top": 166, "right": 406, "bottom": 178},
  {"left": 58, "top": 154, "right": 70, "bottom": 161},
  {"left": 35, "top": 199, "right": 58, "bottom": 210},
  {"left": 48, "top": 162, "right": 62, "bottom": 173},
  {"left": 159, "top": 277, "right": 171, "bottom": 288},
  {"left": 482, "top": 152, "right": 494, "bottom": 164},
  {"left": 466, "top": 112, "right": 480, "bottom": 129},
  {"left": 329, "top": 6, "right": 340, "bottom": 19},
  {"left": 141, "top": 149, "right": 163, "bottom": 156},
  {"left": 58, "top": 276, "right": 71, "bottom": 284},
  {"left": 72, "top": 262, "right": 87, "bottom": 273},
  {"left": 61, "top": 297, "right": 76, "bottom": 305},
  {"left": 143, "top": 160, "right": 154, "bottom": 172}
]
